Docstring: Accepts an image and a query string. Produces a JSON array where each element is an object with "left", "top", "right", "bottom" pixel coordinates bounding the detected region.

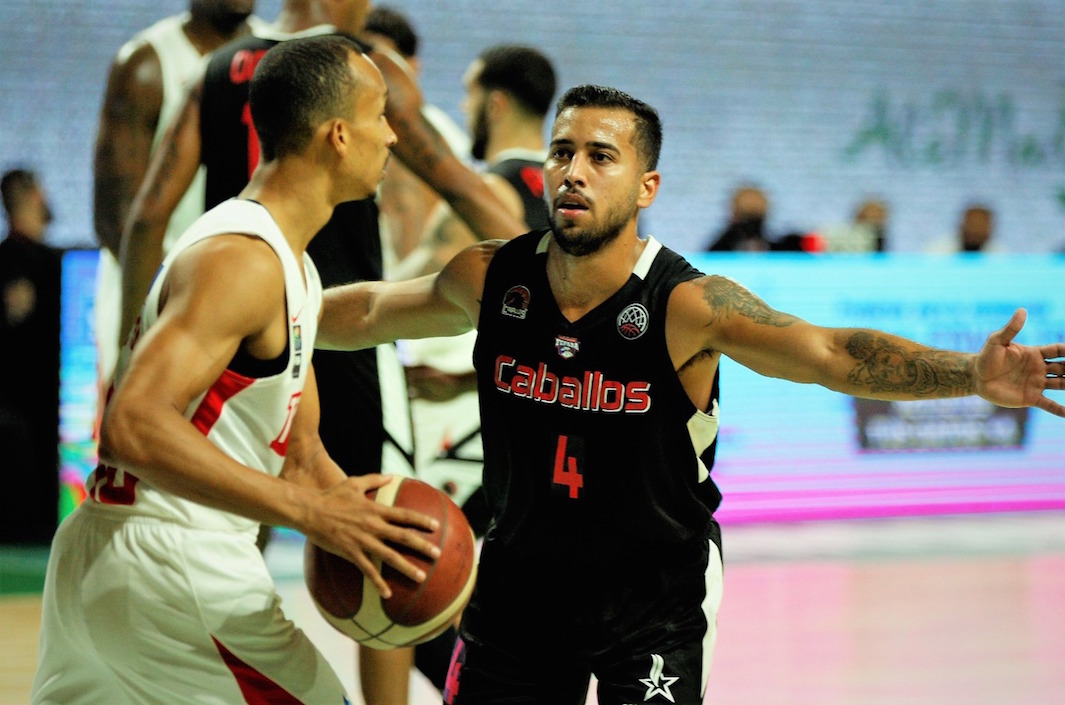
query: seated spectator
[{"left": 926, "top": 203, "right": 1005, "bottom": 253}]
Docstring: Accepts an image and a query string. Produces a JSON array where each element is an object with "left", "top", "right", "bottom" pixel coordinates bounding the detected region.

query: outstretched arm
[
  {"left": 669, "top": 275, "right": 1065, "bottom": 416},
  {"left": 371, "top": 47, "right": 525, "bottom": 242},
  {"left": 118, "top": 75, "right": 204, "bottom": 343},
  {"left": 318, "top": 240, "right": 500, "bottom": 350},
  {"left": 93, "top": 41, "right": 164, "bottom": 256}
]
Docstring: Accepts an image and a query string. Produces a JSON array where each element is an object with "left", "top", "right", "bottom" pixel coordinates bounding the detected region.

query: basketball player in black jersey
[{"left": 320, "top": 84, "right": 1065, "bottom": 705}]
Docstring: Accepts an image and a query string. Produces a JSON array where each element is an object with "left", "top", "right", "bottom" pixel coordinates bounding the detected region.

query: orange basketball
[{"left": 304, "top": 476, "right": 477, "bottom": 650}]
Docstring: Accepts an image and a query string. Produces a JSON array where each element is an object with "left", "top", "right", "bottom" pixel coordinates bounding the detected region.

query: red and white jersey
[{"left": 87, "top": 199, "right": 321, "bottom": 532}]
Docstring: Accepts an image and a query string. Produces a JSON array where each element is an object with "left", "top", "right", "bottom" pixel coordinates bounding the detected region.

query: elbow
[{"left": 98, "top": 396, "right": 157, "bottom": 470}]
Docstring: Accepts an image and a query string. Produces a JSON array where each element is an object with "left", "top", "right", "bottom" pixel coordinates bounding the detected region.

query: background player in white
[
  {"left": 92, "top": 0, "right": 263, "bottom": 403},
  {"left": 316, "top": 84, "right": 1065, "bottom": 704},
  {"left": 32, "top": 36, "right": 439, "bottom": 705}
]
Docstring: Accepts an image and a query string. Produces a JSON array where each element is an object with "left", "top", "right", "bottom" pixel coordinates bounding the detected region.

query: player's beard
[
  {"left": 469, "top": 102, "right": 490, "bottom": 162},
  {"left": 205, "top": 7, "right": 253, "bottom": 34},
  {"left": 549, "top": 193, "right": 637, "bottom": 257}
]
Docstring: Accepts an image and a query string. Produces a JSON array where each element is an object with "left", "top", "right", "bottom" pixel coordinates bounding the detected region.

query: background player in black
[
  {"left": 317, "top": 84, "right": 1065, "bottom": 704},
  {"left": 0, "top": 168, "right": 61, "bottom": 545},
  {"left": 393, "top": 43, "right": 557, "bottom": 281}
]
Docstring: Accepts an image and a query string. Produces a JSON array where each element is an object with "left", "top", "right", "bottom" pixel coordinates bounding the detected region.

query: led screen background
[{"left": 59, "top": 251, "right": 1065, "bottom": 523}]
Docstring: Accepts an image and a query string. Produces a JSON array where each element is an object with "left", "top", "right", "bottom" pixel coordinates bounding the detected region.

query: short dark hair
[
  {"left": 1, "top": 168, "right": 38, "bottom": 218},
  {"left": 364, "top": 6, "right": 418, "bottom": 58},
  {"left": 555, "top": 85, "right": 663, "bottom": 171},
  {"left": 475, "top": 45, "right": 556, "bottom": 118},
  {"left": 249, "top": 35, "right": 365, "bottom": 161}
]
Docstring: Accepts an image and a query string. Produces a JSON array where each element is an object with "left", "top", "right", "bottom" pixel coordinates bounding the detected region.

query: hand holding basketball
[
  {"left": 305, "top": 476, "right": 478, "bottom": 649},
  {"left": 303, "top": 474, "right": 442, "bottom": 598}
]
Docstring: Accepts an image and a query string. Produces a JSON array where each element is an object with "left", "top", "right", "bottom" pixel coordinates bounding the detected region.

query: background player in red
[
  {"left": 31, "top": 35, "right": 439, "bottom": 705},
  {"left": 317, "top": 84, "right": 1065, "bottom": 705}
]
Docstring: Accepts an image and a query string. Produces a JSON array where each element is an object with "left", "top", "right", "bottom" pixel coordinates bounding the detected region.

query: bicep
[
  {"left": 118, "top": 239, "right": 284, "bottom": 410},
  {"left": 129, "top": 78, "right": 203, "bottom": 227},
  {"left": 676, "top": 275, "right": 837, "bottom": 384},
  {"left": 93, "top": 45, "right": 164, "bottom": 250}
]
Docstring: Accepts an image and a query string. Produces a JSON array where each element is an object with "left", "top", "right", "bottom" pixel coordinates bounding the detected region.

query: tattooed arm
[
  {"left": 93, "top": 41, "right": 164, "bottom": 256},
  {"left": 118, "top": 75, "right": 204, "bottom": 343},
  {"left": 668, "top": 275, "right": 1065, "bottom": 416},
  {"left": 370, "top": 47, "right": 525, "bottom": 242},
  {"left": 390, "top": 173, "right": 524, "bottom": 280}
]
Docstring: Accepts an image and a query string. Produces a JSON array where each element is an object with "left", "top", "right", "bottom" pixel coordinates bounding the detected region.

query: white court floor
[{"left": 263, "top": 511, "right": 1065, "bottom": 705}]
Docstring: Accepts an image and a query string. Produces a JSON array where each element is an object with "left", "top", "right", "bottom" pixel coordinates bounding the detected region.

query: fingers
[
  {"left": 988, "top": 308, "right": 1027, "bottom": 347},
  {"left": 1036, "top": 394, "right": 1065, "bottom": 418},
  {"left": 348, "top": 550, "right": 395, "bottom": 600},
  {"left": 373, "top": 539, "right": 434, "bottom": 585}
]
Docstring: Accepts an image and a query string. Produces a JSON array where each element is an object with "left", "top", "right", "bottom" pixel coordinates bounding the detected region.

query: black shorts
[{"left": 443, "top": 535, "right": 724, "bottom": 705}]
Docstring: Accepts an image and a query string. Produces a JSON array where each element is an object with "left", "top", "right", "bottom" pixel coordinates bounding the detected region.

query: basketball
[{"left": 304, "top": 476, "right": 477, "bottom": 650}]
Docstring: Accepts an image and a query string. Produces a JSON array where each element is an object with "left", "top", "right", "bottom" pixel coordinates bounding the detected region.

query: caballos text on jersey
[{"left": 492, "top": 355, "right": 651, "bottom": 413}]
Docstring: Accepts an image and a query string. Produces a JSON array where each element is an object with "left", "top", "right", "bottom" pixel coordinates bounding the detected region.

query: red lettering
[
  {"left": 494, "top": 355, "right": 515, "bottom": 392},
  {"left": 533, "top": 363, "right": 558, "bottom": 403},
  {"left": 624, "top": 381, "right": 652, "bottom": 412},
  {"left": 512, "top": 364, "right": 536, "bottom": 397},
  {"left": 229, "top": 49, "right": 268, "bottom": 84},
  {"left": 599, "top": 380, "right": 624, "bottom": 411},
  {"left": 88, "top": 464, "right": 139, "bottom": 505}
]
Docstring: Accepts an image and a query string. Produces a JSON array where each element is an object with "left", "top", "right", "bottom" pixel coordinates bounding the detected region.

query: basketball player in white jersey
[
  {"left": 92, "top": 1, "right": 264, "bottom": 406},
  {"left": 32, "top": 36, "right": 439, "bottom": 705}
]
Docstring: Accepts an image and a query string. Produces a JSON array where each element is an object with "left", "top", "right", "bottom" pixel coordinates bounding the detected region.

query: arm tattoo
[
  {"left": 845, "top": 332, "right": 974, "bottom": 397},
  {"left": 699, "top": 276, "right": 799, "bottom": 327}
]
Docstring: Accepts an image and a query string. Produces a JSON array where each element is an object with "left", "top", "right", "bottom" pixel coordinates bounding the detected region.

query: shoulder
[
  {"left": 104, "top": 35, "right": 164, "bottom": 107},
  {"left": 163, "top": 234, "right": 286, "bottom": 327}
]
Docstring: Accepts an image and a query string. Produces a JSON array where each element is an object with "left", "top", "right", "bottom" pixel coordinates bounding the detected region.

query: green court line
[{"left": 0, "top": 545, "right": 50, "bottom": 595}]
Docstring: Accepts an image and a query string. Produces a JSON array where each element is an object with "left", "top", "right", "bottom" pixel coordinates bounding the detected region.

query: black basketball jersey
[
  {"left": 198, "top": 30, "right": 395, "bottom": 473},
  {"left": 487, "top": 152, "right": 550, "bottom": 231},
  {"left": 473, "top": 231, "right": 722, "bottom": 564}
]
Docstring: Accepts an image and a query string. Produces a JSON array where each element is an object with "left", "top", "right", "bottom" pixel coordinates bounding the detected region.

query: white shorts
[{"left": 30, "top": 504, "right": 350, "bottom": 705}]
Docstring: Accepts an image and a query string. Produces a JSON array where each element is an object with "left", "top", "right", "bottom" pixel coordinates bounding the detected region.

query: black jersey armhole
[{"left": 229, "top": 337, "right": 290, "bottom": 378}]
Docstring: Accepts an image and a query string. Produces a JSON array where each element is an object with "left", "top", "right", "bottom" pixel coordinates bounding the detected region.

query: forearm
[
  {"left": 825, "top": 328, "right": 976, "bottom": 400},
  {"left": 100, "top": 400, "right": 318, "bottom": 531},
  {"left": 119, "top": 217, "right": 168, "bottom": 337},
  {"left": 318, "top": 276, "right": 472, "bottom": 351}
]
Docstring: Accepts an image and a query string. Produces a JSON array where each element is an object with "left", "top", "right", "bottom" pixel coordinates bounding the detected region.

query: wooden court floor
[{"left": 4, "top": 511, "right": 1065, "bottom": 705}]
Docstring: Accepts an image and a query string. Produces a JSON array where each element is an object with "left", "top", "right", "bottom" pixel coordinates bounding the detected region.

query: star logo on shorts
[{"left": 638, "top": 654, "right": 679, "bottom": 703}]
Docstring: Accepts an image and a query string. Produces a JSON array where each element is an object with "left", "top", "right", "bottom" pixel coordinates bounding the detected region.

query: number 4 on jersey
[{"left": 552, "top": 435, "right": 584, "bottom": 499}]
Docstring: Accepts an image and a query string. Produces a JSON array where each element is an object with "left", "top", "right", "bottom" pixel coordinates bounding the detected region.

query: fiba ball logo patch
[{"left": 617, "top": 303, "right": 649, "bottom": 340}]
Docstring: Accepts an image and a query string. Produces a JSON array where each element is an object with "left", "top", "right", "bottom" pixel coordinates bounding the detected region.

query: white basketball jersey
[{"left": 87, "top": 200, "right": 321, "bottom": 533}]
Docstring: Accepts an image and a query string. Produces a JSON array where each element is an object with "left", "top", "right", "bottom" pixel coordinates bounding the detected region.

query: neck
[
  {"left": 485, "top": 119, "right": 545, "bottom": 163},
  {"left": 547, "top": 226, "right": 645, "bottom": 321},
  {"left": 274, "top": 3, "right": 331, "bottom": 34},
  {"left": 184, "top": 13, "right": 252, "bottom": 53},
  {"left": 239, "top": 160, "right": 335, "bottom": 257}
]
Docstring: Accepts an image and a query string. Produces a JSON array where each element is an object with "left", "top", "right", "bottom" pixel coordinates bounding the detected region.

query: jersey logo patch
[
  {"left": 617, "top": 303, "right": 649, "bottom": 340},
  {"left": 638, "top": 654, "right": 680, "bottom": 702},
  {"left": 292, "top": 324, "right": 303, "bottom": 378},
  {"left": 502, "top": 285, "right": 531, "bottom": 320},
  {"left": 555, "top": 335, "right": 580, "bottom": 359}
]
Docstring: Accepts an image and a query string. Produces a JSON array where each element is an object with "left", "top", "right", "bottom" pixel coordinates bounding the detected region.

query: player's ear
[
  {"left": 325, "top": 118, "right": 348, "bottom": 155},
  {"left": 637, "top": 170, "right": 661, "bottom": 208},
  {"left": 485, "top": 89, "right": 507, "bottom": 121}
]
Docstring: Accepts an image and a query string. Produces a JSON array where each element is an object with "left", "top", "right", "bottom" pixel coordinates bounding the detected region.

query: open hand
[{"left": 975, "top": 309, "right": 1065, "bottom": 417}]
